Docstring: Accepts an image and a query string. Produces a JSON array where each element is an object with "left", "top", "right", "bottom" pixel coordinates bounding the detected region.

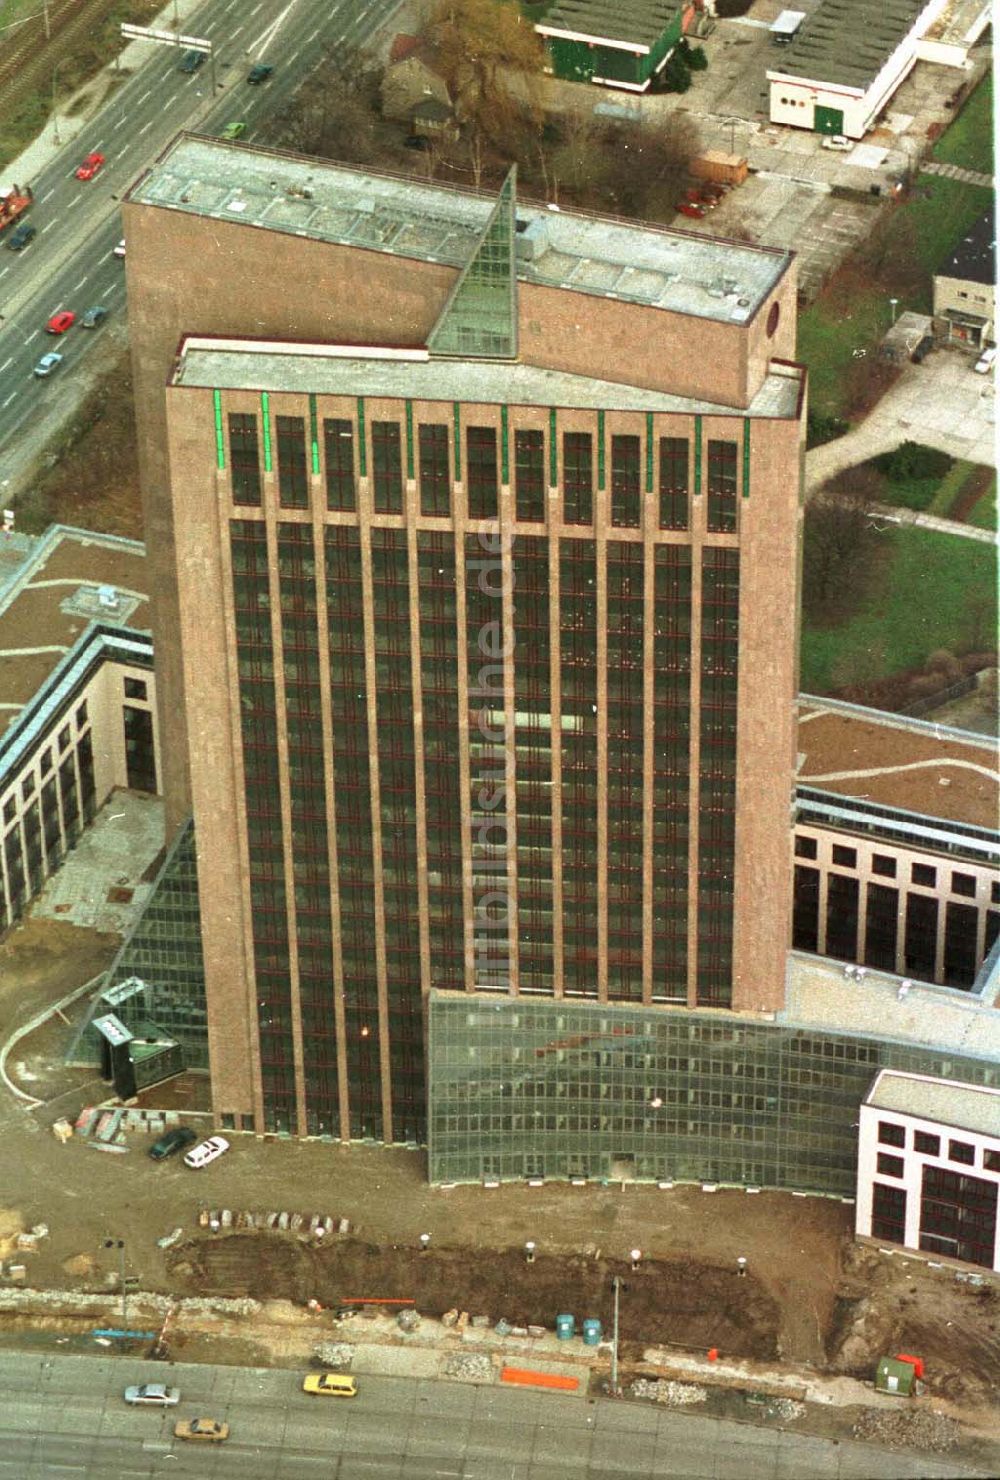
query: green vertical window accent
[
  {"left": 427, "top": 168, "right": 518, "bottom": 359},
  {"left": 645, "top": 412, "right": 654, "bottom": 493},
  {"left": 743, "top": 418, "right": 751, "bottom": 499},
  {"left": 356, "top": 397, "right": 366, "bottom": 476},
  {"left": 549, "top": 408, "right": 557, "bottom": 485},
  {"left": 260, "top": 391, "right": 272, "bottom": 473},
  {"left": 453, "top": 403, "right": 461, "bottom": 479},
  {"left": 693, "top": 415, "right": 702, "bottom": 495},
  {"left": 213, "top": 389, "right": 225, "bottom": 470},
  {"left": 405, "top": 400, "right": 415, "bottom": 480},
  {"left": 309, "top": 395, "right": 319, "bottom": 476},
  {"left": 597, "top": 410, "right": 606, "bottom": 490},
  {"left": 500, "top": 405, "right": 509, "bottom": 485}
]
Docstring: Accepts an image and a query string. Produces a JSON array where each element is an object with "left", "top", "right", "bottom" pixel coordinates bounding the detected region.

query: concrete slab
[{"left": 28, "top": 790, "right": 164, "bottom": 935}]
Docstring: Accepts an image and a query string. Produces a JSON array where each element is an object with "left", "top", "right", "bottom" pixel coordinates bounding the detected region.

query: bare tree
[
  {"left": 424, "top": 0, "right": 545, "bottom": 149},
  {"left": 802, "top": 472, "right": 882, "bottom": 622}
]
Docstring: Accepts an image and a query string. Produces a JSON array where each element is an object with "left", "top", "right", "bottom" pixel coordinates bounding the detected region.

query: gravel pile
[
  {"left": 313, "top": 1342, "right": 354, "bottom": 1367},
  {"left": 852, "top": 1408, "right": 961, "bottom": 1453},
  {"left": 767, "top": 1397, "right": 805, "bottom": 1421},
  {"left": 445, "top": 1353, "right": 494, "bottom": 1382},
  {"left": 630, "top": 1378, "right": 707, "bottom": 1406}
]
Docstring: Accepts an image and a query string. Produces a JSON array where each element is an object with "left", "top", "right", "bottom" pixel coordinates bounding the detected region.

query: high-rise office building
[{"left": 126, "top": 136, "right": 805, "bottom": 1142}]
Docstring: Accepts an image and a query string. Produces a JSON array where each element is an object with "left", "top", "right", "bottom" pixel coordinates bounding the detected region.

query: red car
[
  {"left": 677, "top": 201, "right": 706, "bottom": 219},
  {"left": 75, "top": 152, "right": 105, "bottom": 181},
  {"left": 46, "top": 310, "right": 76, "bottom": 334}
]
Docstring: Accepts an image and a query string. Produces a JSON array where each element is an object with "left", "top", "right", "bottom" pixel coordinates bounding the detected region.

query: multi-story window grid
[
  {"left": 697, "top": 547, "right": 739, "bottom": 1006},
  {"left": 659, "top": 437, "right": 689, "bottom": 530},
  {"left": 466, "top": 426, "right": 498, "bottom": 520},
  {"left": 418, "top": 535, "right": 464, "bottom": 990},
  {"left": 562, "top": 432, "right": 593, "bottom": 526},
  {"left": 371, "top": 528, "right": 424, "bottom": 1142},
  {"left": 276, "top": 415, "right": 308, "bottom": 509},
  {"left": 372, "top": 421, "right": 403, "bottom": 514},
  {"left": 920, "top": 1164, "right": 998, "bottom": 1268},
  {"left": 278, "top": 523, "right": 339, "bottom": 1137},
  {"left": 515, "top": 429, "right": 545, "bottom": 522},
  {"left": 560, "top": 539, "right": 598, "bottom": 995},
  {"left": 419, "top": 424, "right": 450, "bottom": 518},
  {"left": 228, "top": 412, "right": 261, "bottom": 507},
  {"left": 324, "top": 526, "right": 381, "bottom": 1138},
  {"left": 324, "top": 418, "right": 356, "bottom": 512},
  {"left": 606, "top": 542, "right": 644, "bottom": 997},
  {"left": 231, "top": 517, "right": 296, "bottom": 1132},
  {"left": 466, "top": 533, "right": 509, "bottom": 992},
  {"left": 512, "top": 537, "right": 554, "bottom": 994},
  {"left": 652, "top": 545, "right": 691, "bottom": 1001},
  {"left": 610, "top": 435, "right": 641, "bottom": 529},
  {"left": 707, "top": 439, "right": 738, "bottom": 534}
]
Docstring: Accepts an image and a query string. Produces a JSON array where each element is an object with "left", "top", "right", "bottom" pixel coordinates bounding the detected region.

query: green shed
[
  {"left": 535, "top": 0, "right": 689, "bottom": 92},
  {"left": 874, "top": 1357, "right": 917, "bottom": 1397}
]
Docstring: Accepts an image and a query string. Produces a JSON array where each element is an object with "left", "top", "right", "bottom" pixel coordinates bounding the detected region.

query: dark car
[
  {"left": 7, "top": 223, "right": 36, "bottom": 251},
  {"left": 148, "top": 1126, "right": 198, "bottom": 1161},
  {"left": 246, "top": 63, "right": 274, "bottom": 84},
  {"left": 910, "top": 333, "right": 934, "bottom": 365},
  {"left": 179, "top": 50, "right": 205, "bottom": 74}
]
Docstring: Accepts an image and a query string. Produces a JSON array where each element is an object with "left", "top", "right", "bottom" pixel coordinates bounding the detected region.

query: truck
[
  {"left": 0, "top": 183, "right": 33, "bottom": 235},
  {"left": 690, "top": 152, "right": 748, "bottom": 187},
  {"left": 770, "top": 9, "right": 806, "bottom": 44}
]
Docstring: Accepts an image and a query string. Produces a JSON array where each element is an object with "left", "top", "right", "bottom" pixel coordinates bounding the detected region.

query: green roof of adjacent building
[
  {"left": 536, "top": 0, "right": 682, "bottom": 53},
  {"left": 768, "top": 0, "right": 930, "bottom": 92}
]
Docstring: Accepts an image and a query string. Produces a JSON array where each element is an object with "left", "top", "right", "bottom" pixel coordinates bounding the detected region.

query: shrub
[
  {"left": 660, "top": 52, "right": 692, "bottom": 93},
  {"left": 872, "top": 440, "right": 953, "bottom": 484},
  {"left": 685, "top": 44, "right": 708, "bottom": 71},
  {"left": 807, "top": 409, "right": 848, "bottom": 448}
]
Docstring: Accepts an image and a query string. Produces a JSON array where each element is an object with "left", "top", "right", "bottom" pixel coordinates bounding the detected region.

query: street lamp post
[
  {"left": 610, "top": 1275, "right": 622, "bottom": 1395},
  {"left": 104, "top": 1239, "right": 127, "bottom": 1325},
  {"left": 889, "top": 297, "right": 899, "bottom": 326}
]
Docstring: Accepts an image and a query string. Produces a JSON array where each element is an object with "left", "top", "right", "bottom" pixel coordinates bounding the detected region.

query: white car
[
  {"left": 183, "top": 1134, "right": 230, "bottom": 1169},
  {"left": 113, "top": 239, "right": 126, "bottom": 258},
  {"left": 124, "top": 1384, "right": 180, "bottom": 1406},
  {"left": 973, "top": 346, "right": 996, "bottom": 374},
  {"left": 821, "top": 134, "right": 853, "bottom": 151}
]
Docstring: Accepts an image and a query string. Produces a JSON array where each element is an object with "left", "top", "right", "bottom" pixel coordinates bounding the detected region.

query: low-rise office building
[
  {"left": 535, "top": 0, "right": 693, "bottom": 92},
  {"left": 933, "top": 210, "right": 996, "bottom": 352}
]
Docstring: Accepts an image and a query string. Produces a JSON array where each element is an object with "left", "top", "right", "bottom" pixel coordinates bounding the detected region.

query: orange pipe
[{"left": 500, "top": 1367, "right": 579, "bottom": 1392}]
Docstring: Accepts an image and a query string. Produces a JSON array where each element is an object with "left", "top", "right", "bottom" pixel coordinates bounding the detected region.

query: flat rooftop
[
  {"left": 866, "top": 1069, "right": 1000, "bottom": 1138},
  {"left": 536, "top": 0, "right": 681, "bottom": 51},
  {"left": 0, "top": 527, "right": 149, "bottom": 739},
  {"left": 767, "top": 0, "right": 929, "bottom": 91},
  {"left": 172, "top": 339, "right": 803, "bottom": 419},
  {"left": 796, "top": 697, "right": 998, "bottom": 833},
  {"left": 938, "top": 210, "right": 996, "bottom": 288},
  {"left": 129, "top": 135, "right": 791, "bottom": 328}
]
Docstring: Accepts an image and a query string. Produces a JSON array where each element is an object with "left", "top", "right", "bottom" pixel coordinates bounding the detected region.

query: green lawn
[
  {"left": 932, "top": 74, "right": 994, "bottom": 177},
  {"left": 800, "top": 526, "right": 998, "bottom": 692},
  {"left": 799, "top": 178, "right": 994, "bottom": 419},
  {"left": 966, "top": 478, "right": 997, "bottom": 531}
]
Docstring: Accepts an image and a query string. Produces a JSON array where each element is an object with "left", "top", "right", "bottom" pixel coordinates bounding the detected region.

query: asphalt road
[
  {"left": 0, "top": 0, "right": 397, "bottom": 472},
  {"left": 0, "top": 1350, "right": 988, "bottom": 1480}
]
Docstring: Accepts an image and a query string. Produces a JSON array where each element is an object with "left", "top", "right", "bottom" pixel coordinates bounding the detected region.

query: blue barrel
[
  {"left": 581, "top": 1318, "right": 602, "bottom": 1346},
  {"left": 555, "top": 1313, "right": 575, "bottom": 1340}
]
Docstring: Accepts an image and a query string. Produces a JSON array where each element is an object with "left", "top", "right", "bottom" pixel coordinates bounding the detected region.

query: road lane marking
[
  {"left": 137, "top": 89, "right": 151, "bottom": 104},
  {"left": 41, "top": 221, "right": 56, "bottom": 233},
  {"left": 113, "top": 116, "right": 127, "bottom": 129},
  {"left": 39, "top": 187, "right": 55, "bottom": 204},
  {"left": 165, "top": 91, "right": 179, "bottom": 106},
  {"left": 0, "top": 357, "right": 12, "bottom": 372},
  {"left": 2, "top": 393, "right": 17, "bottom": 407},
  {"left": 71, "top": 279, "right": 87, "bottom": 293},
  {"left": 249, "top": 1, "right": 263, "bottom": 13},
  {"left": 100, "top": 285, "right": 117, "bottom": 298},
  {"left": 25, "top": 330, "right": 39, "bottom": 342},
  {"left": 138, "top": 120, "right": 153, "bottom": 134},
  {"left": 0, "top": 266, "right": 8, "bottom": 278}
]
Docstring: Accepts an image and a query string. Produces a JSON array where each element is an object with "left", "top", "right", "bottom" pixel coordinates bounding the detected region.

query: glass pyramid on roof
[{"left": 427, "top": 167, "right": 517, "bottom": 359}]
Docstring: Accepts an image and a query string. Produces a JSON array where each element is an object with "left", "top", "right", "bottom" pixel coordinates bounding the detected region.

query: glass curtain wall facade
[{"left": 207, "top": 391, "right": 757, "bottom": 1141}]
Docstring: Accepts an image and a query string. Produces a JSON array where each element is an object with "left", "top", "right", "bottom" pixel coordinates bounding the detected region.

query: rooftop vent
[{"left": 516, "top": 218, "right": 549, "bottom": 263}]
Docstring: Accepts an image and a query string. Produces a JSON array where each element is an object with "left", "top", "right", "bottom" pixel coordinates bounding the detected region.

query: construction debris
[
  {"left": 51, "top": 1119, "right": 74, "bottom": 1143},
  {"left": 852, "top": 1409, "right": 961, "bottom": 1453},
  {"left": 445, "top": 1352, "right": 494, "bottom": 1382},
  {"left": 313, "top": 1342, "right": 354, "bottom": 1368},
  {"left": 156, "top": 1228, "right": 184, "bottom": 1250},
  {"left": 397, "top": 1308, "right": 421, "bottom": 1332},
  {"left": 630, "top": 1378, "right": 708, "bottom": 1407}
]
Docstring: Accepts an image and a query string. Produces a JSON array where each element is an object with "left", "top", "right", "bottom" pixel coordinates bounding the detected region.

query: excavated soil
[{"left": 167, "top": 1236, "right": 781, "bottom": 1362}]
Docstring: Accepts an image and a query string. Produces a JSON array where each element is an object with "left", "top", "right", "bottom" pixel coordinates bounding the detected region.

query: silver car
[
  {"left": 33, "top": 351, "right": 63, "bottom": 378},
  {"left": 124, "top": 1383, "right": 180, "bottom": 1406}
]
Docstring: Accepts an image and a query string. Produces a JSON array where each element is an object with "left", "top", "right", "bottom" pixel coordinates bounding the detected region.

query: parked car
[
  {"left": 183, "top": 1134, "right": 230, "bottom": 1169},
  {"left": 677, "top": 201, "right": 706, "bottom": 219},
  {"left": 124, "top": 1384, "right": 180, "bottom": 1406},
  {"left": 81, "top": 305, "right": 109, "bottom": 329},
  {"left": 174, "top": 1418, "right": 229, "bottom": 1443},
  {"left": 221, "top": 121, "right": 247, "bottom": 140},
  {"left": 821, "top": 135, "right": 853, "bottom": 151},
  {"left": 75, "top": 151, "right": 105, "bottom": 181},
  {"left": 404, "top": 134, "right": 430, "bottom": 151},
  {"left": 302, "top": 1373, "right": 358, "bottom": 1398},
  {"left": 246, "top": 63, "right": 274, "bottom": 84},
  {"left": 113, "top": 239, "right": 126, "bottom": 259},
  {"left": 148, "top": 1125, "right": 197, "bottom": 1160},
  {"left": 7, "top": 223, "right": 36, "bottom": 251},
  {"left": 179, "top": 49, "right": 205, "bottom": 73},
  {"left": 46, "top": 310, "right": 75, "bottom": 334},
  {"left": 973, "top": 346, "right": 996, "bottom": 374},
  {"left": 33, "top": 352, "right": 63, "bottom": 378}
]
